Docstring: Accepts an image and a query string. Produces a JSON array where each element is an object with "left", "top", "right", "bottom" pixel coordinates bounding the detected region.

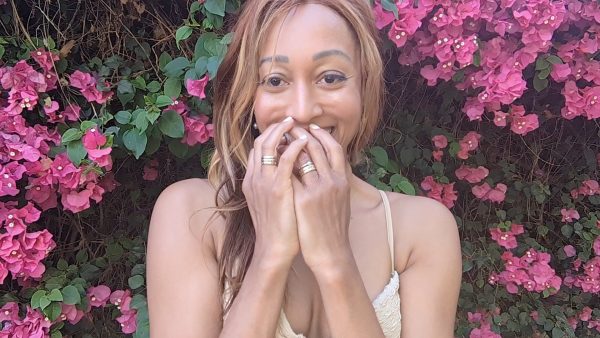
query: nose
[{"left": 287, "top": 81, "right": 322, "bottom": 127}]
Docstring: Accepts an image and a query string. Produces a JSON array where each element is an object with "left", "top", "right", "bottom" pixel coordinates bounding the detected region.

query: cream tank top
[{"left": 223, "top": 190, "right": 402, "bottom": 337}]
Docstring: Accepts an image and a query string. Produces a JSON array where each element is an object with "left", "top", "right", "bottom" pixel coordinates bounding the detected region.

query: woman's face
[{"left": 254, "top": 4, "right": 362, "bottom": 153}]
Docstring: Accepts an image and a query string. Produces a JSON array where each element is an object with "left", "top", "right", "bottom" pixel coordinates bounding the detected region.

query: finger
[
  {"left": 252, "top": 117, "right": 293, "bottom": 174},
  {"left": 288, "top": 127, "right": 331, "bottom": 179},
  {"left": 308, "top": 123, "right": 346, "bottom": 174},
  {"left": 295, "top": 149, "right": 319, "bottom": 184},
  {"left": 275, "top": 135, "right": 308, "bottom": 182},
  {"left": 246, "top": 148, "right": 255, "bottom": 176},
  {"left": 260, "top": 116, "right": 295, "bottom": 175}
]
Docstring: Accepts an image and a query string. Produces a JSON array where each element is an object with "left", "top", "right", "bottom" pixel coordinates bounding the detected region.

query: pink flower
[
  {"left": 457, "top": 131, "right": 482, "bottom": 160},
  {"left": 455, "top": 165, "right": 489, "bottom": 183},
  {"left": 82, "top": 127, "right": 107, "bottom": 150},
  {"left": 561, "top": 208, "right": 580, "bottom": 222},
  {"left": 88, "top": 285, "right": 111, "bottom": 307},
  {"left": 373, "top": 3, "right": 395, "bottom": 30},
  {"left": 493, "top": 111, "right": 508, "bottom": 127},
  {"left": 580, "top": 307, "right": 593, "bottom": 322},
  {"left": 510, "top": 113, "right": 539, "bottom": 135},
  {"left": 594, "top": 236, "right": 600, "bottom": 256},
  {"left": 563, "top": 245, "right": 576, "bottom": 258},
  {"left": 69, "top": 70, "right": 113, "bottom": 104},
  {"left": 550, "top": 63, "right": 571, "bottom": 82},
  {"left": 472, "top": 183, "right": 506, "bottom": 203},
  {"left": 181, "top": 114, "right": 214, "bottom": 146},
  {"left": 432, "top": 150, "right": 443, "bottom": 162},
  {"left": 59, "top": 303, "right": 85, "bottom": 325},
  {"left": 432, "top": 135, "right": 448, "bottom": 149},
  {"left": 116, "top": 310, "right": 138, "bottom": 334},
  {"left": 420, "top": 176, "right": 457, "bottom": 208},
  {"left": 61, "top": 189, "right": 92, "bottom": 213},
  {"left": 185, "top": 76, "right": 209, "bottom": 99},
  {"left": 30, "top": 48, "right": 59, "bottom": 72}
]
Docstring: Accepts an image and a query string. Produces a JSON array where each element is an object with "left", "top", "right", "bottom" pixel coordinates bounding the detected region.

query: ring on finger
[
  {"left": 261, "top": 155, "right": 278, "bottom": 166},
  {"left": 299, "top": 161, "right": 317, "bottom": 176}
]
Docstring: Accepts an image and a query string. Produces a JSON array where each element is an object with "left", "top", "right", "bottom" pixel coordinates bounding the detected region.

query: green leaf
[
  {"left": 156, "top": 95, "right": 174, "bottom": 107},
  {"left": 207, "top": 55, "right": 221, "bottom": 79},
  {"left": 117, "top": 80, "right": 135, "bottom": 105},
  {"left": 204, "top": 0, "right": 226, "bottom": 16},
  {"left": 80, "top": 121, "right": 96, "bottom": 132},
  {"left": 535, "top": 57, "right": 551, "bottom": 70},
  {"left": 39, "top": 296, "right": 51, "bottom": 310},
  {"left": 76, "top": 249, "right": 88, "bottom": 263},
  {"left": 147, "top": 81, "right": 161, "bottom": 93},
  {"left": 158, "top": 111, "right": 185, "bottom": 138},
  {"left": 164, "top": 77, "right": 182, "bottom": 98},
  {"left": 538, "top": 67, "right": 551, "bottom": 80},
  {"left": 51, "top": 331, "right": 63, "bottom": 338},
  {"left": 397, "top": 180, "right": 416, "bottom": 195},
  {"left": 370, "top": 146, "right": 388, "bottom": 167},
  {"left": 381, "top": 0, "right": 398, "bottom": 20},
  {"left": 31, "top": 290, "right": 46, "bottom": 309},
  {"left": 195, "top": 56, "right": 208, "bottom": 76},
  {"left": 168, "top": 140, "right": 189, "bottom": 158},
  {"left": 158, "top": 52, "right": 172, "bottom": 70},
  {"left": 175, "top": 26, "right": 193, "bottom": 48},
  {"left": 130, "top": 294, "right": 147, "bottom": 310},
  {"left": 128, "top": 275, "right": 145, "bottom": 289},
  {"left": 132, "top": 109, "right": 150, "bottom": 133},
  {"left": 48, "top": 289, "right": 63, "bottom": 302},
  {"left": 67, "top": 140, "right": 86, "bottom": 166},
  {"left": 546, "top": 55, "right": 563, "bottom": 65},
  {"left": 163, "top": 57, "right": 190, "bottom": 78},
  {"left": 123, "top": 129, "right": 148, "bottom": 159},
  {"left": 115, "top": 110, "right": 132, "bottom": 124},
  {"left": 533, "top": 76, "right": 548, "bottom": 92},
  {"left": 0, "top": 45, "right": 5, "bottom": 60},
  {"left": 131, "top": 76, "right": 146, "bottom": 90},
  {"left": 61, "top": 285, "right": 81, "bottom": 305},
  {"left": 145, "top": 126, "right": 162, "bottom": 156},
  {"left": 57, "top": 258, "right": 68, "bottom": 271},
  {"left": 43, "top": 302, "right": 62, "bottom": 321},
  {"left": 61, "top": 128, "right": 82, "bottom": 144}
]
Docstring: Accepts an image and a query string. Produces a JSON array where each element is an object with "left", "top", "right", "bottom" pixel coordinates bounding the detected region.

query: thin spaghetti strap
[{"left": 378, "top": 190, "right": 395, "bottom": 273}]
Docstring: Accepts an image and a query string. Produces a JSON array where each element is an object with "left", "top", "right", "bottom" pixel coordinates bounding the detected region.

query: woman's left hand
[{"left": 288, "top": 125, "right": 353, "bottom": 275}]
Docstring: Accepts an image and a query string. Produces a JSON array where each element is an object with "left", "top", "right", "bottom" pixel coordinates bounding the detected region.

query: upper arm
[
  {"left": 394, "top": 196, "right": 462, "bottom": 338},
  {"left": 146, "top": 179, "right": 223, "bottom": 338}
]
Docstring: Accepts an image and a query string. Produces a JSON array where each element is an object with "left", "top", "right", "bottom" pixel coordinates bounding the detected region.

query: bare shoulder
[
  {"left": 384, "top": 192, "right": 460, "bottom": 270},
  {"left": 146, "top": 178, "right": 223, "bottom": 337}
]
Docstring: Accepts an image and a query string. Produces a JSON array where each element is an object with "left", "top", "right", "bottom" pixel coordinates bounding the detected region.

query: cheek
[{"left": 253, "top": 90, "right": 287, "bottom": 129}]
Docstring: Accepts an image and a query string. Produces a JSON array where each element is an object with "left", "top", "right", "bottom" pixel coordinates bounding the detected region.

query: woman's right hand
[{"left": 242, "top": 116, "right": 308, "bottom": 265}]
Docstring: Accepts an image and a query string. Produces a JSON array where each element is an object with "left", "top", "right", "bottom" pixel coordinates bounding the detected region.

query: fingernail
[
  {"left": 299, "top": 134, "right": 307, "bottom": 140},
  {"left": 283, "top": 116, "right": 293, "bottom": 122},
  {"left": 309, "top": 123, "right": 320, "bottom": 130}
]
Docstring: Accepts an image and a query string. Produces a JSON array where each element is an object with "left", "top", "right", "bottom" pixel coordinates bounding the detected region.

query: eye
[
  {"left": 260, "top": 74, "right": 288, "bottom": 88},
  {"left": 318, "top": 73, "right": 348, "bottom": 85}
]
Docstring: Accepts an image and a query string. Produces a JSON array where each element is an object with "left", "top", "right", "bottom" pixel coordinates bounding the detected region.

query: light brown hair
[{"left": 207, "top": 0, "right": 384, "bottom": 315}]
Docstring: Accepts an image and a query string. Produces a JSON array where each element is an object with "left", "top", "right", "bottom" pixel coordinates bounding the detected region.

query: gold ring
[
  {"left": 299, "top": 161, "right": 317, "bottom": 176},
  {"left": 261, "top": 155, "right": 278, "bottom": 166}
]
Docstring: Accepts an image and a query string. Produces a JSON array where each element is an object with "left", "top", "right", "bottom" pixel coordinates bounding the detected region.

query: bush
[{"left": 0, "top": 0, "right": 598, "bottom": 337}]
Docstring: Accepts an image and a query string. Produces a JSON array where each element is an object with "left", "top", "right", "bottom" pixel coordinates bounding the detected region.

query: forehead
[{"left": 260, "top": 4, "right": 358, "bottom": 61}]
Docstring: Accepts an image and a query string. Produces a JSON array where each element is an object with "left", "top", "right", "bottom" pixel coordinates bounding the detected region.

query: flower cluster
[
  {"left": 69, "top": 70, "right": 114, "bottom": 104},
  {"left": 420, "top": 175, "right": 458, "bottom": 208},
  {"left": 165, "top": 98, "right": 214, "bottom": 146},
  {"left": 489, "top": 249, "right": 562, "bottom": 295},
  {"left": 489, "top": 223, "right": 525, "bottom": 250},
  {"left": 0, "top": 303, "right": 51, "bottom": 337},
  {"left": 0, "top": 202, "right": 55, "bottom": 284},
  {"left": 467, "top": 309, "right": 502, "bottom": 338}
]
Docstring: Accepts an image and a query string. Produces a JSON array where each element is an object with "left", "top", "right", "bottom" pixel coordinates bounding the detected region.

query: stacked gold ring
[
  {"left": 261, "top": 155, "right": 278, "bottom": 166},
  {"left": 299, "top": 161, "right": 317, "bottom": 176}
]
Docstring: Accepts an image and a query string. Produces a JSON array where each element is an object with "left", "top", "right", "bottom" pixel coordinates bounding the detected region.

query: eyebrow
[{"left": 259, "top": 49, "right": 352, "bottom": 66}]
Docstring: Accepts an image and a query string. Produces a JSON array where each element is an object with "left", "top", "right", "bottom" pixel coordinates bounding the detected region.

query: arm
[
  {"left": 313, "top": 251, "right": 387, "bottom": 338},
  {"left": 396, "top": 196, "right": 462, "bottom": 338},
  {"left": 146, "top": 179, "right": 293, "bottom": 338}
]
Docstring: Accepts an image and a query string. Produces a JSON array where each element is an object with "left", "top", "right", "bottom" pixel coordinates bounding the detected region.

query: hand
[
  {"left": 242, "top": 117, "right": 308, "bottom": 265},
  {"left": 288, "top": 125, "right": 353, "bottom": 274}
]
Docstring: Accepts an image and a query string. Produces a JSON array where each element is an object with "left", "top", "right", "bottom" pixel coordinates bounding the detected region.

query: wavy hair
[{"left": 207, "top": 0, "right": 384, "bottom": 315}]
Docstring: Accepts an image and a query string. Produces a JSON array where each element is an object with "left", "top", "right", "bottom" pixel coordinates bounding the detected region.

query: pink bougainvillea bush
[{"left": 1, "top": 0, "right": 599, "bottom": 337}]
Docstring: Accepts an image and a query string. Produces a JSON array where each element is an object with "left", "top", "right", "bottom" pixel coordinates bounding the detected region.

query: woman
[{"left": 146, "top": 1, "right": 462, "bottom": 337}]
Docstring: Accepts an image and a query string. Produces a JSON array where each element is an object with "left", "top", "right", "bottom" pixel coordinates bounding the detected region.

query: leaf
[
  {"left": 80, "top": 121, "right": 96, "bottom": 132},
  {"left": 204, "top": 0, "right": 226, "bottom": 16},
  {"left": 67, "top": 140, "right": 86, "bottom": 166},
  {"left": 76, "top": 249, "right": 88, "bottom": 263},
  {"left": 48, "top": 289, "right": 63, "bottom": 302},
  {"left": 115, "top": 110, "right": 132, "bottom": 124},
  {"left": 207, "top": 55, "right": 221, "bottom": 79},
  {"left": 61, "top": 128, "right": 82, "bottom": 144},
  {"left": 381, "top": 0, "right": 399, "bottom": 19},
  {"left": 158, "top": 52, "right": 172, "bottom": 70},
  {"left": 146, "top": 81, "right": 161, "bottom": 93},
  {"left": 175, "top": 26, "right": 193, "bottom": 49},
  {"left": 538, "top": 67, "right": 551, "bottom": 80},
  {"left": 123, "top": 129, "right": 148, "bottom": 159},
  {"left": 158, "top": 111, "right": 185, "bottom": 138},
  {"left": 0, "top": 45, "right": 5, "bottom": 60},
  {"left": 31, "top": 290, "right": 46, "bottom": 309},
  {"left": 61, "top": 285, "right": 81, "bottom": 305},
  {"left": 397, "top": 180, "right": 416, "bottom": 195},
  {"left": 156, "top": 95, "right": 173, "bottom": 107},
  {"left": 163, "top": 57, "right": 190, "bottom": 78},
  {"left": 51, "top": 331, "right": 63, "bottom": 338},
  {"left": 39, "top": 296, "right": 51, "bottom": 310},
  {"left": 43, "top": 302, "right": 62, "bottom": 321},
  {"left": 130, "top": 294, "right": 147, "bottom": 310},
  {"left": 533, "top": 76, "right": 548, "bottom": 92},
  {"left": 546, "top": 54, "right": 563, "bottom": 65},
  {"left": 168, "top": 140, "right": 189, "bottom": 158},
  {"left": 128, "top": 275, "right": 145, "bottom": 289},
  {"left": 535, "top": 57, "right": 550, "bottom": 70},
  {"left": 57, "top": 258, "right": 68, "bottom": 271},
  {"left": 195, "top": 56, "right": 208, "bottom": 76},
  {"left": 164, "top": 77, "right": 182, "bottom": 98},
  {"left": 132, "top": 109, "right": 150, "bottom": 133},
  {"left": 370, "top": 146, "right": 388, "bottom": 167}
]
